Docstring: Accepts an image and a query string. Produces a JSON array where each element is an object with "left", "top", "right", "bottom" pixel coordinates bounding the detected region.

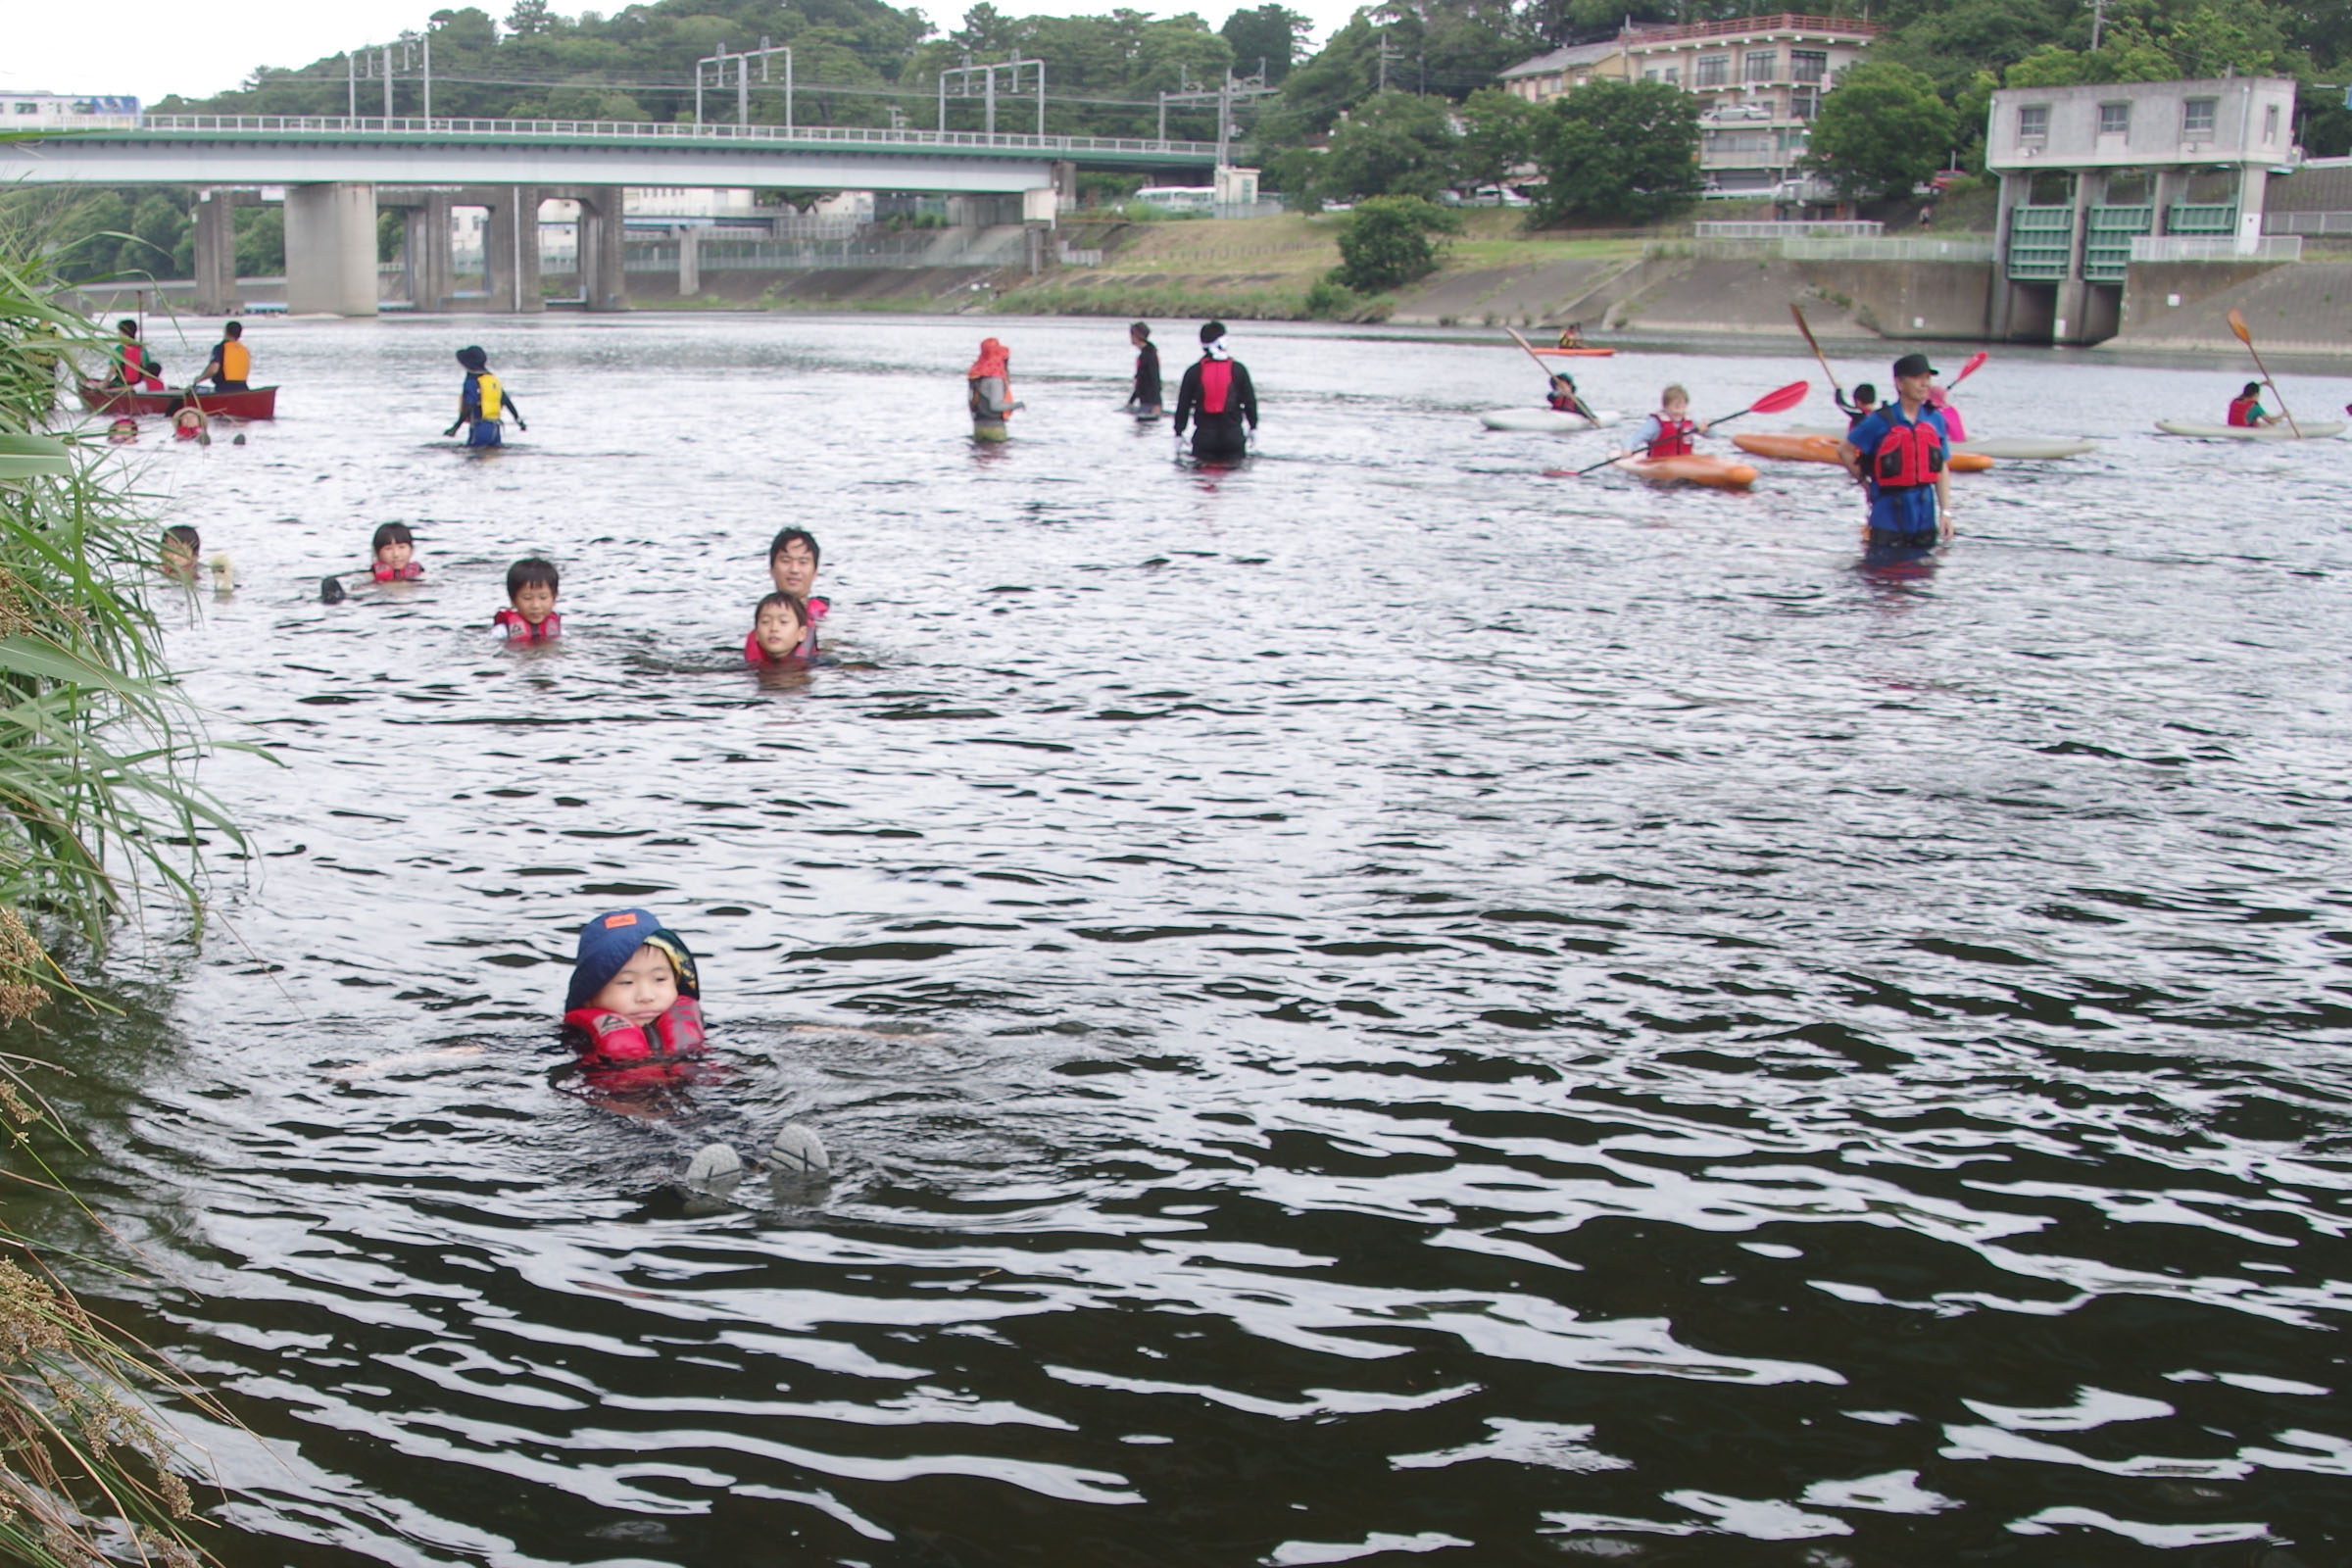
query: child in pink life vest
[
  {"left": 745, "top": 590, "right": 812, "bottom": 666},
  {"left": 562, "top": 908, "right": 709, "bottom": 1090},
  {"left": 371, "top": 522, "right": 423, "bottom": 582},
  {"left": 493, "top": 557, "right": 561, "bottom": 643}
]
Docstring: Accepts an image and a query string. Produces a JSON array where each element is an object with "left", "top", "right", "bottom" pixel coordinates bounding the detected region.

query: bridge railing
[{"left": 134, "top": 114, "right": 1219, "bottom": 159}]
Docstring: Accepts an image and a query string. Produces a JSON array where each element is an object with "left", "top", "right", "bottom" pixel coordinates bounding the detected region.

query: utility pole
[
  {"left": 347, "top": 51, "right": 357, "bottom": 119},
  {"left": 2090, "top": 0, "right": 2106, "bottom": 50},
  {"left": 383, "top": 45, "right": 393, "bottom": 119},
  {"left": 940, "top": 57, "right": 1046, "bottom": 137},
  {"left": 1159, "top": 68, "right": 1276, "bottom": 165},
  {"left": 695, "top": 42, "right": 791, "bottom": 127}
]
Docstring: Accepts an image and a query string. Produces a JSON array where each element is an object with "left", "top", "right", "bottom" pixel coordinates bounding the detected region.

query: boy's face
[
  {"left": 1663, "top": 395, "right": 1690, "bottom": 416},
  {"left": 769, "top": 544, "right": 818, "bottom": 598},
  {"left": 589, "top": 944, "right": 677, "bottom": 1026},
  {"left": 376, "top": 539, "right": 414, "bottom": 571},
  {"left": 511, "top": 581, "right": 556, "bottom": 624},
  {"left": 1130, "top": 326, "right": 1147, "bottom": 347},
  {"left": 755, "top": 602, "right": 806, "bottom": 660}
]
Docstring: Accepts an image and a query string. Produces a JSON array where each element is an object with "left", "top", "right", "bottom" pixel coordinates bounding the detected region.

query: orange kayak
[
  {"left": 1612, "top": 455, "right": 1757, "bottom": 490},
  {"left": 1736, "top": 431, "right": 1994, "bottom": 471},
  {"left": 1528, "top": 346, "right": 1618, "bottom": 357}
]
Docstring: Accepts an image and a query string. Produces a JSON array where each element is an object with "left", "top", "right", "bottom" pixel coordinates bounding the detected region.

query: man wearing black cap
[{"left": 1838, "top": 352, "right": 1951, "bottom": 554}]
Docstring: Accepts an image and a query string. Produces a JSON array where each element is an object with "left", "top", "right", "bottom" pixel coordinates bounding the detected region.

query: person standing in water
[
  {"left": 968, "top": 337, "right": 1015, "bottom": 440},
  {"left": 1838, "top": 353, "right": 1951, "bottom": 555},
  {"left": 1124, "top": 322, "right": 1163, "bottom": 418},
  {"left": 448, "top": 346, "right": 525, "bottom": 448},
  {"left": 1172, "top": 321, "right": 1257, "bottom": 463}
]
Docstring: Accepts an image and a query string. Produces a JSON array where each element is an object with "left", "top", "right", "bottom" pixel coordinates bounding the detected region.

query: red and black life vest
[
  {"left": 372, "top": 562, "right": 423, "bottom": 583},
  {"left": 2227, "top": 395, "right": 2260, "bottom": 427},
  {"left": 1645, "top": 416, "right": 1697, "bottom": 459},
  {"left": 493, "top": 608, "right": 561, "bottom": 643},
  {"left": 1200, "top": 359, "right": 1234, "bottom": 416},
  {"left": 1872, "top": 412, "right": 1946, "bottom": 489}
]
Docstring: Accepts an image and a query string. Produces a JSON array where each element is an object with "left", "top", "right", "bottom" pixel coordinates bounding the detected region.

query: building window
[
  {"left": 1663, "top": 66, "right": 1680, "bottom": 86},
  {"left": 2018, "top": 103, "right": 2048, "bottom": 141},
  {"left": 1790, "top": 50, "right": 1827, "bottom": 84},
  {"left": 2264, "top": 104, "right": 2279, "bottom": 143},
  {"left": 1694, "top": 55, "right": 1730, "bottom": 87},
  {"left": 2098, "top": 101, "right": 2130, "bottom": 135},
  {"left": 2183, "top": 97, "right": 2216, "bottom": 135},
  {"left": 1744, "top": 49, "right": 1777, "bottom": 83},
  {"left": 1790, "top": 88, "right": 1819, "bottom": 122}
]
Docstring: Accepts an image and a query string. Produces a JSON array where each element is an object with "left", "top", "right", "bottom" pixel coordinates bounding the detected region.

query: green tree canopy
[
  {"left": 1455, "top": 84, "right": 1535, "bottom": 191},
  {"left": 1319, "top": 92, "right": 1459, "bottom": 201},
  {"left": 1528, "top": 77, "right": 1700, "bottom": 225},
  {"left": 1805, "top": 61, "right": 1957, "bottom": 202},
  {"left": 1330, "top": 193, "right": 1460, "bottom": 291},
  {"left": 1222, "top": 3, "right": 1312, "bottom": 82}
]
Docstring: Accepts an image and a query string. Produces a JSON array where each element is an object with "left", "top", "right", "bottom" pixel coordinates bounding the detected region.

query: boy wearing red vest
[
  {"left": 1838, "top": 353, "right": 1951, "bottom": 552},
  {"left": 1626, "top": 384, "right": 1710, "bottom": 458},
  {"left": 1173, "top": 320, "right": 1258, "bottom": 462}
]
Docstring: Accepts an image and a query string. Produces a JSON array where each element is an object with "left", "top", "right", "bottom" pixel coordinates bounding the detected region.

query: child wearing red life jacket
[
  {"left": 745, "top": 590, "right": 812, "bottom": 666},
  {"left": 1625, "top": 385, "right": 1711, "bottom": 459},
  {"left": 370, "top": 522, "right": 423, "bottom": 582},
  {"left": 561, "top": 907, "right": 832, "bottom": 1186},
  {"left": 493, "top": 557, "right": 562, "bottom": 644},
  {"left": 2227, "top": 381, "right": 2280, "bottom": 428}
]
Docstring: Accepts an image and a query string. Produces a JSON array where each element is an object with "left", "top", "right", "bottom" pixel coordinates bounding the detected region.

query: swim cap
[{"left": 565, "top": 907, "right": 699, "bottom": 1011}]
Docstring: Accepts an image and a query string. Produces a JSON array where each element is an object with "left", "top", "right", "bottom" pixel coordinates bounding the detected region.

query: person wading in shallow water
[
  {"left": 1838, "top": 352, "right": 1952, "bottom": 558},
  {"left": 1172, "top": 320, "right": 1257, "bottom": 463}
]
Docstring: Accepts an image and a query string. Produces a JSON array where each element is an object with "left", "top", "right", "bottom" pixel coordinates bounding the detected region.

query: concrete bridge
[{"left": 0, "top": 116, "right": 1220, "bottom": 316}]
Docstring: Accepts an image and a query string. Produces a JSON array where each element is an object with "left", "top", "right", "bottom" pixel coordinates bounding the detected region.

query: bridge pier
[
  {"left": 193, "top": 191, "right": 242, "bottom": 314},
  {"left": 577, "top": 185, "right": 627, "bottom": 312},
  {"left": 285, "top": 182, "right": 379, "bottom": 318},
  {"left": 401, "top": 193, "right": 455, "bottom": 312},
  {"left": 485, "top": 186, "right": 545, "bottom": 314}
]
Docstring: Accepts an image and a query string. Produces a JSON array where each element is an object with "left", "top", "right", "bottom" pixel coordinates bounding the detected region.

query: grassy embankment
[{"left": 998, "top": 208, "right": 1645, "bottom": 321}]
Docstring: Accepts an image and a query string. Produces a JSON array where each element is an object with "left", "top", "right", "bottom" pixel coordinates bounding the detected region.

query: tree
[
  {"left": 1456, "top": 85, "right": 1535, "bottom": 191},
  {"left": 1222, "top": 3, "right": 1311, "bottom": 82},
  {"left": 505, "top": 0, "right": 552, "bottom": 38},
  {"left": 1528, "top": 78, "right": 1700, "bottom": 224},
  {"left": 1319, "top": 92, "right": 1458, "bottom": 202},
  {"left": 1805, "top": 62, "right": 1957, "bottom": 202},
  {"left": 1330, "top": 194, "right": 1460, "bottom": 292}
]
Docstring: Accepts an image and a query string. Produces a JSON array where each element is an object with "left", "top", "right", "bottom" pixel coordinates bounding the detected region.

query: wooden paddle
[
  {"left": 2228, "top": 309, "right": 2300, "bottom": 438},
  {"left": 1505, "top": 326, "right": 1598, "bottom": 424},
  {"left": 1565, "top": 380, "right": 1809, "bottom": 475},
  {"left": 1789, "top": 304, "right": 1841, "bottom": 405}
]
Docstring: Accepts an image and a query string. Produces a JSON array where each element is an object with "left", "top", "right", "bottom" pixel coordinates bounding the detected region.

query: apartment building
[
  {"left": 1621, "top": 13, "right": 1881, "bottom": 194},
  {"left": 1496, "top": 40, "right": 1629, "bottom": 106}
]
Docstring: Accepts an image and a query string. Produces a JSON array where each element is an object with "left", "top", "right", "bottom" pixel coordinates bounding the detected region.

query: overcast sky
[{"left": 3, "top": 0, "right": 1353, "bottom": 109}]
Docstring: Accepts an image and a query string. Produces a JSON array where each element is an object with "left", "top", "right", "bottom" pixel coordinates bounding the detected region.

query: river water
[{"left": 24, "top": 314, "right": 2352, "bottom": 1565}]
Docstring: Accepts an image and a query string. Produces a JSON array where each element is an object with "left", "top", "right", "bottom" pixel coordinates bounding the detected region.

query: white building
[
  {"left": 1619, "top": 13, "right": 1882, "bottom": 195},
  {"left": 623, "top": 188, "right": 760, "bottom": 220},
  {"left": 2, "top": 91, "right": 140, "bottom": 129}
]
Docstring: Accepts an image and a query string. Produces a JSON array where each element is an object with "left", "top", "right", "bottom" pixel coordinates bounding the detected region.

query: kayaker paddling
[
  {"left": 2227, "top": 381, "right": 2283, "bottom": 428},
  {"left": 1838, "top": 353, "right": 1952, "bottom": 555},
  {"left": 1622, "top": 384, "right": 1711, "bottom": 459}
]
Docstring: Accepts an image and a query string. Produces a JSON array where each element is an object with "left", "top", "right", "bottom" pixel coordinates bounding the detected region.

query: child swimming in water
[
  {"left": 371, "top": 522, "right": 422, "bottom": 581},
  {"left": 493, "top": 557, "right": 561, "bottom": 643},
  {"left": 562, "top": 907, "right": 829, "bottom": 1183},
  {"left": 745, "top": 590, "right": 812, "bottom": 665},
  {"left": 161, "top": 525, "right": 200, "bottom": 577}
]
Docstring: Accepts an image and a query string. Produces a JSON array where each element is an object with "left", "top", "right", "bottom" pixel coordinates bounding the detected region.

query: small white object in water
[
  {"left": 685, "top": 1143, "right": 743, "bottom": 1185},
  {"left": 768, "top": 1122, "right": 829, "bottom": 1175}
]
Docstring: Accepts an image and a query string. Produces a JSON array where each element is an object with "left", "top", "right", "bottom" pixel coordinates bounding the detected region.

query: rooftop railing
[
  {"left": 127, "top": 114, "right": 1218, "bottom": 158},
  {"left": 2129, "top": 234, "right": 2302, "bottom": 262},
  {"left": 1625, "top": 12, "right": 1882, "bottom": 43}
]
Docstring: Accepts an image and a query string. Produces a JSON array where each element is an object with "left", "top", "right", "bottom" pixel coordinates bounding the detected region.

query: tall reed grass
[{"left": 0, "top": 224, "right": 243, "bottom": 1568}]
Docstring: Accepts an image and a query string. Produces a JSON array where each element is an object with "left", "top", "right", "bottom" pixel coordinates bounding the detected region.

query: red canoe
[{"left": 79, "top": 383, "right": 279, "bottom": 419}]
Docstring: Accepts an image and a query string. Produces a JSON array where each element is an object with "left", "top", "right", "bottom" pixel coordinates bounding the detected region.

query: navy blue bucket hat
[{"left": 565, "top": 907, "right": 699, "bottom": 1012}]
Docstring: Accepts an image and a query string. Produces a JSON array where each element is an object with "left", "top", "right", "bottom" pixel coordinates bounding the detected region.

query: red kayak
[{"left": 79, "top": 383, "right": 279, "bottom": 419}]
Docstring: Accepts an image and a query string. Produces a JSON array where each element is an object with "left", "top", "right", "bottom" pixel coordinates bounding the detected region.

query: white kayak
[
  {"left": 2154, "top": 418, "right": 2345, "bottom": 441},
  {"left": 1480, "top": 408, "right": 1627, "bottom": 432},
  {"left": 1787, "top": 424, "right": 2096, "bottom": 460}
]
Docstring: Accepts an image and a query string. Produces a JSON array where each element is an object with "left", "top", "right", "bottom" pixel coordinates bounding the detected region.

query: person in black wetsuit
[
  {"left": 1124, "top": 321, "right": 1163, "bottom": 417},
  {"left": 1172, "top": 320, "right": 1257, "bottom": 463}
]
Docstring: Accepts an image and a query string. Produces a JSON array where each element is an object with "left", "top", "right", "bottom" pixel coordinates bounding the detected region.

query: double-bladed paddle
[
  {"left": 2227, "top": 308, "right": 2300, "bottom": 438},
  {"left": 1563, "top": 380, "right": 1809, "bottom": 476}
]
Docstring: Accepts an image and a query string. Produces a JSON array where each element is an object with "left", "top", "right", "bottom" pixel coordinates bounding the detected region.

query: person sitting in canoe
[
  {"left": 1623, "top": 385, "right": 1711, "bottom": 459},
  {"left": 1836, "top": 382, "right": 1878, "bottom": 430},
  {"left": 198, "top": 321, "right": 251, "bottom": 393},
  {"left": 1923, "top": 380, "right": 1968, "bottom": 442},
  {"left": 1555, "top": 322, "right": 1586, "bottom": 349},
  {"left": 109, "top": 320, "right": 163, "bottom": 392},
  {"left": 2227, "top": 381, "right": 2283, "bottom": 428},
  {"left": 1545, "top": 372, "right": 1595, "bottom": 420}
]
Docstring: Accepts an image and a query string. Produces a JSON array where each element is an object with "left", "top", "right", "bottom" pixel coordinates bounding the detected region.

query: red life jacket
[
  {"left": 494, "top": 608, "right": 561, "bottom": 642},
  {"left": 1872, "top": 411, "right": 1945, "bottom": 489},
  {"left": 371, "top": 562, "right": 422, "bottom": 582},
  {"left": 1645, "top": 416, "right": 1696, "bottom": 459},
  {"left": 1200, "top": 359, "right": 1234, "bottom": 416},
  {"left": 563, "top": 997, "right": 707, "bottom": 1066},
  {"left": 2227, "top": 395, "right": 2260, "bottom": 427}
]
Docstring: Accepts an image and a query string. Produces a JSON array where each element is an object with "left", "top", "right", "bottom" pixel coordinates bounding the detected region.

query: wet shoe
[
  {"left": 768, "top": 1122, "right": 829, "bottom": 1176},
  {"left": 684, "top": 1142, "right": 743, "bottom": 1186}
]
